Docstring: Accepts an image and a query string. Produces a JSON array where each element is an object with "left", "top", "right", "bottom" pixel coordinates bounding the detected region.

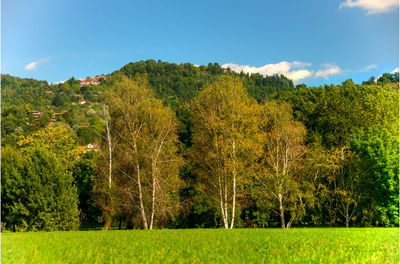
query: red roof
[
  {"left": 73, "top": 94, "right": 81, "bottom": 97},
  {"left": 45, "top": 91, "right": 53, "bottom": 94},
  {"left": 78, "top": 144, "right": 101, "bottom": 151}
]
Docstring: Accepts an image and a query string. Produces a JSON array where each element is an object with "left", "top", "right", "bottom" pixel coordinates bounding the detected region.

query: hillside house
[
  {"left": 80, "top": 75, "right": 104, "bottom": 86},
  {"left": 78, "top": 144, "right": 100, "bottom": 152},
  {"left": 80, "top": 80, "right": 99, "bottom": 86},
  {"left": 27, "top": 110, "right": 44, "bottom": 119}
]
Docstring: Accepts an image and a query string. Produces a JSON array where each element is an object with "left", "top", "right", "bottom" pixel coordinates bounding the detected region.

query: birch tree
[
  {"left": 257, "top": 101, "right": 310, "bottom": 228},
  {"left": 192, "top": 76, "right": 260, "bottom": 229},
  {"left": 107, "top": 75, "right": 182, "bottom": 229},
  {"left": 97, "top": 104, "right": 115, "bottom": 229},
  {"left": 326, "top": 147, "right": 359, "bottom": 228}
]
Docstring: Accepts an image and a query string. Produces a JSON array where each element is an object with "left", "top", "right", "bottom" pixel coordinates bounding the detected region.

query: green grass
[{"left": 2, "top": 228, "right": 398, "bottom": 263}]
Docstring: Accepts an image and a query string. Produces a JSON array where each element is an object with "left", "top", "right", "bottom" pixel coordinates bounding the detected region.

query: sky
[{"left": 1, "top": 0, "right": 399, "bottom": 86}]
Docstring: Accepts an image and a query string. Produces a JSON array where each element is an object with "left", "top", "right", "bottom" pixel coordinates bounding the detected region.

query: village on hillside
[{"left": 22, "top": 74, "right": 107, "bottom": 151}]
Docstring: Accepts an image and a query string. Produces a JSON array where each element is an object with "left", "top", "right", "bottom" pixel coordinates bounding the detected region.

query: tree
[
  {"left": 287, "top": 80, "right": 398, "bottom": 148},
  {"left": 1, "top": 147, "right": 80, "bottom": 231},
  {"left": 71, "top": 151, "right": 102, "bottom": 227},
  {"left": 17, "top": 124, "right": 81, "bottom": 166},
  {"left": 256, "top": 101, "right": 310, "bottom": 228},
  {"left": 350, "top": 129, "right": 399, "bottom": 226},
  {"left": 324, "top": 147, "right": 361, "bottom": 228},
  {"left": 377, "top": 72, "right": 399, "bottom": 84},
  {"left": 192, "top": 76, "right": 260, "bottom": 229},
  {"left": 36, "top": 111, "right": 53, "bottom": 127},
  {"left": 99, "top": 75, "right": 183, "bottom": 229},
  {"left": 52, "top": 94, "right": 65, "bottom": 107},
  {"left": 1, "top": 146, "right": 28, "bottom": 231},
  {"left": 362, "top": 76, "right": 376, "bottom": 85},
  {"left": 95, "top": 104, "right": 114, "bottom": 229}
]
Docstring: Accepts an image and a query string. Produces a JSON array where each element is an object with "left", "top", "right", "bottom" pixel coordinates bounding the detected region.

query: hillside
[{"left": 1, "top": 60, "right": 294, "bottom": 147}]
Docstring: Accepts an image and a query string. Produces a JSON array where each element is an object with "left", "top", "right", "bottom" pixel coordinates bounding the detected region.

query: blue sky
[{"left": 2, "top": 0, "right": 398, "bottom": 86}]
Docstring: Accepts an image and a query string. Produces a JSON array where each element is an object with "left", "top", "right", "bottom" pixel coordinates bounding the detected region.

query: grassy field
[{"left": 2, "top": 228, "right": 398, "bottom": 263}]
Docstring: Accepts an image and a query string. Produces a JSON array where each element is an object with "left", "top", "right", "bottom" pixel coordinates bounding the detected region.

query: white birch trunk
[
  {"left": 218, "top": 176, "right": 229, "bottom": 228},
  {"left": 149, "top": 158, "right": 156, "bottom": 230},
  {"left": 136, "top": 163, "right": 148, "bottom": 230},
  {"left": 230, "top": 140, "right": 237, "bottom": 229},
  {"left": 224, "top": 175, "right": 229, "bottom": 229},
  {"left": 103, "top": 105, "right": 112, "bottom": 189},
  {"left": 278, "top": 192, "right": 285, "bottom": 229}
]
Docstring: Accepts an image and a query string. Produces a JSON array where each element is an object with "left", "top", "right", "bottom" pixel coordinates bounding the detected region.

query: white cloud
[
  {"left": 51, "top": 80, "right": 67, "bottom": 85},
  {"left": 359, "top": 64, "right": 377, "bottom": 72},
  {"left": 24, "top": 57, "right": 50, "bottom": 71},
  {"left": 339, "top": 0, "right": 399, "bottom": 14},
  {"left": 222, "top": 61, "right": 378, "bottom": 81},
  {"left": 315, "top": 64, "right": 342, "bottom": 78},
  {"left": 222, "top": 61, "right": 313, "bottom": 82}
]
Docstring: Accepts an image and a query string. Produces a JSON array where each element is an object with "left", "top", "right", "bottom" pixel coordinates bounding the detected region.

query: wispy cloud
[
  {"left": 359, "top": 64, "right": 377, "bottom": 72},
  {"left": 222, "top": 61, "right": 313, "bottom": 82},
  {"left": 315, "top": 64, "right": 342, "bottom": 78},
  {"left": 339, "top": 0, "right": 399, "bottom": 14},
  {"left": 24, "top": 57, "right": 51, "bottom": 71},
  {"left": 391, "top": 67, "right": 399, "bottom": 73}
]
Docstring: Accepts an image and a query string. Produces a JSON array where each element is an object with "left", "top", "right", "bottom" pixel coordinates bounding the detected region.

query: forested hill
[
  {"left": 115, "top": 60, "right": 294, "bottom": 102},
  {"left": 1, "top": 60, "right": 294, "bottom": 146}
]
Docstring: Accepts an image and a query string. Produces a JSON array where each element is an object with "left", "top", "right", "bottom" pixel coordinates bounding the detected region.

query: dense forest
[{"left": 1, "top": 60, "right": 399, "bottom": 231}]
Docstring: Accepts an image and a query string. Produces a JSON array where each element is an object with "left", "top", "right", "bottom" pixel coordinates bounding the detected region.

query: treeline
[
  {"left": 116, "top": 60, "right": 294, "bottom": 102},
  {"left": 1, "top": 63, "right": 399, "bottom": 231}
]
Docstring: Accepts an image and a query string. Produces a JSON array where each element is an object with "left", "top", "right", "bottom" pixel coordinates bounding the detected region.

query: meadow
[{"left": 2, "top": 228, "right": 398, "bottom": 263}]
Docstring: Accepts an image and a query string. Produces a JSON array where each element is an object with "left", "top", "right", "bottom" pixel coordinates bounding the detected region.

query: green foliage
[
  {"left": 1, "top": 74, "right": 52, "bottom": 108},
  {"left": 76, "top": 126, "right": 98, "bottom": 145},
  {"left": 97, "top": 75, "right": 184, "bottom": 229},
  {"left": 1, "top": 146, "right": 28, "bottom": 231},
  {"left": 350, "top": 129, "right": 399, "bottom": 226},
  {"left": 1, "top": 147, "right": 80, "bottom": 231},
  {"left": 362, "top": 76, "right": 376, "bottom": 85},
  {"left": 256, "top": 101, "right": 312, "bottom": 228},
  {"left": 192, "top": 76, "right": 261, "bottom": 228},
  {"left": 71, "top": 151, "right": 103, "bottom": 227},
  {"left": 1, "top": 66, "right": 399, "bottom": 230},
  {"left": 116, "top": 60, "right": 294, "bottom": 102},
  {"left": 287, "top": 79, "right": 399, "bottom": 148},
  {"left": 17, "top": 125, "right": 80, "bottom": 165},
  {"left": 377, "top": 72, "right": 399, "bottom": 84}
]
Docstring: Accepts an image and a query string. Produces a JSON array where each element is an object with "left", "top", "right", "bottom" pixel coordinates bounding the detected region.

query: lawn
[{"left": 2, "top": 228, "right": 398, "bottom": 263}]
